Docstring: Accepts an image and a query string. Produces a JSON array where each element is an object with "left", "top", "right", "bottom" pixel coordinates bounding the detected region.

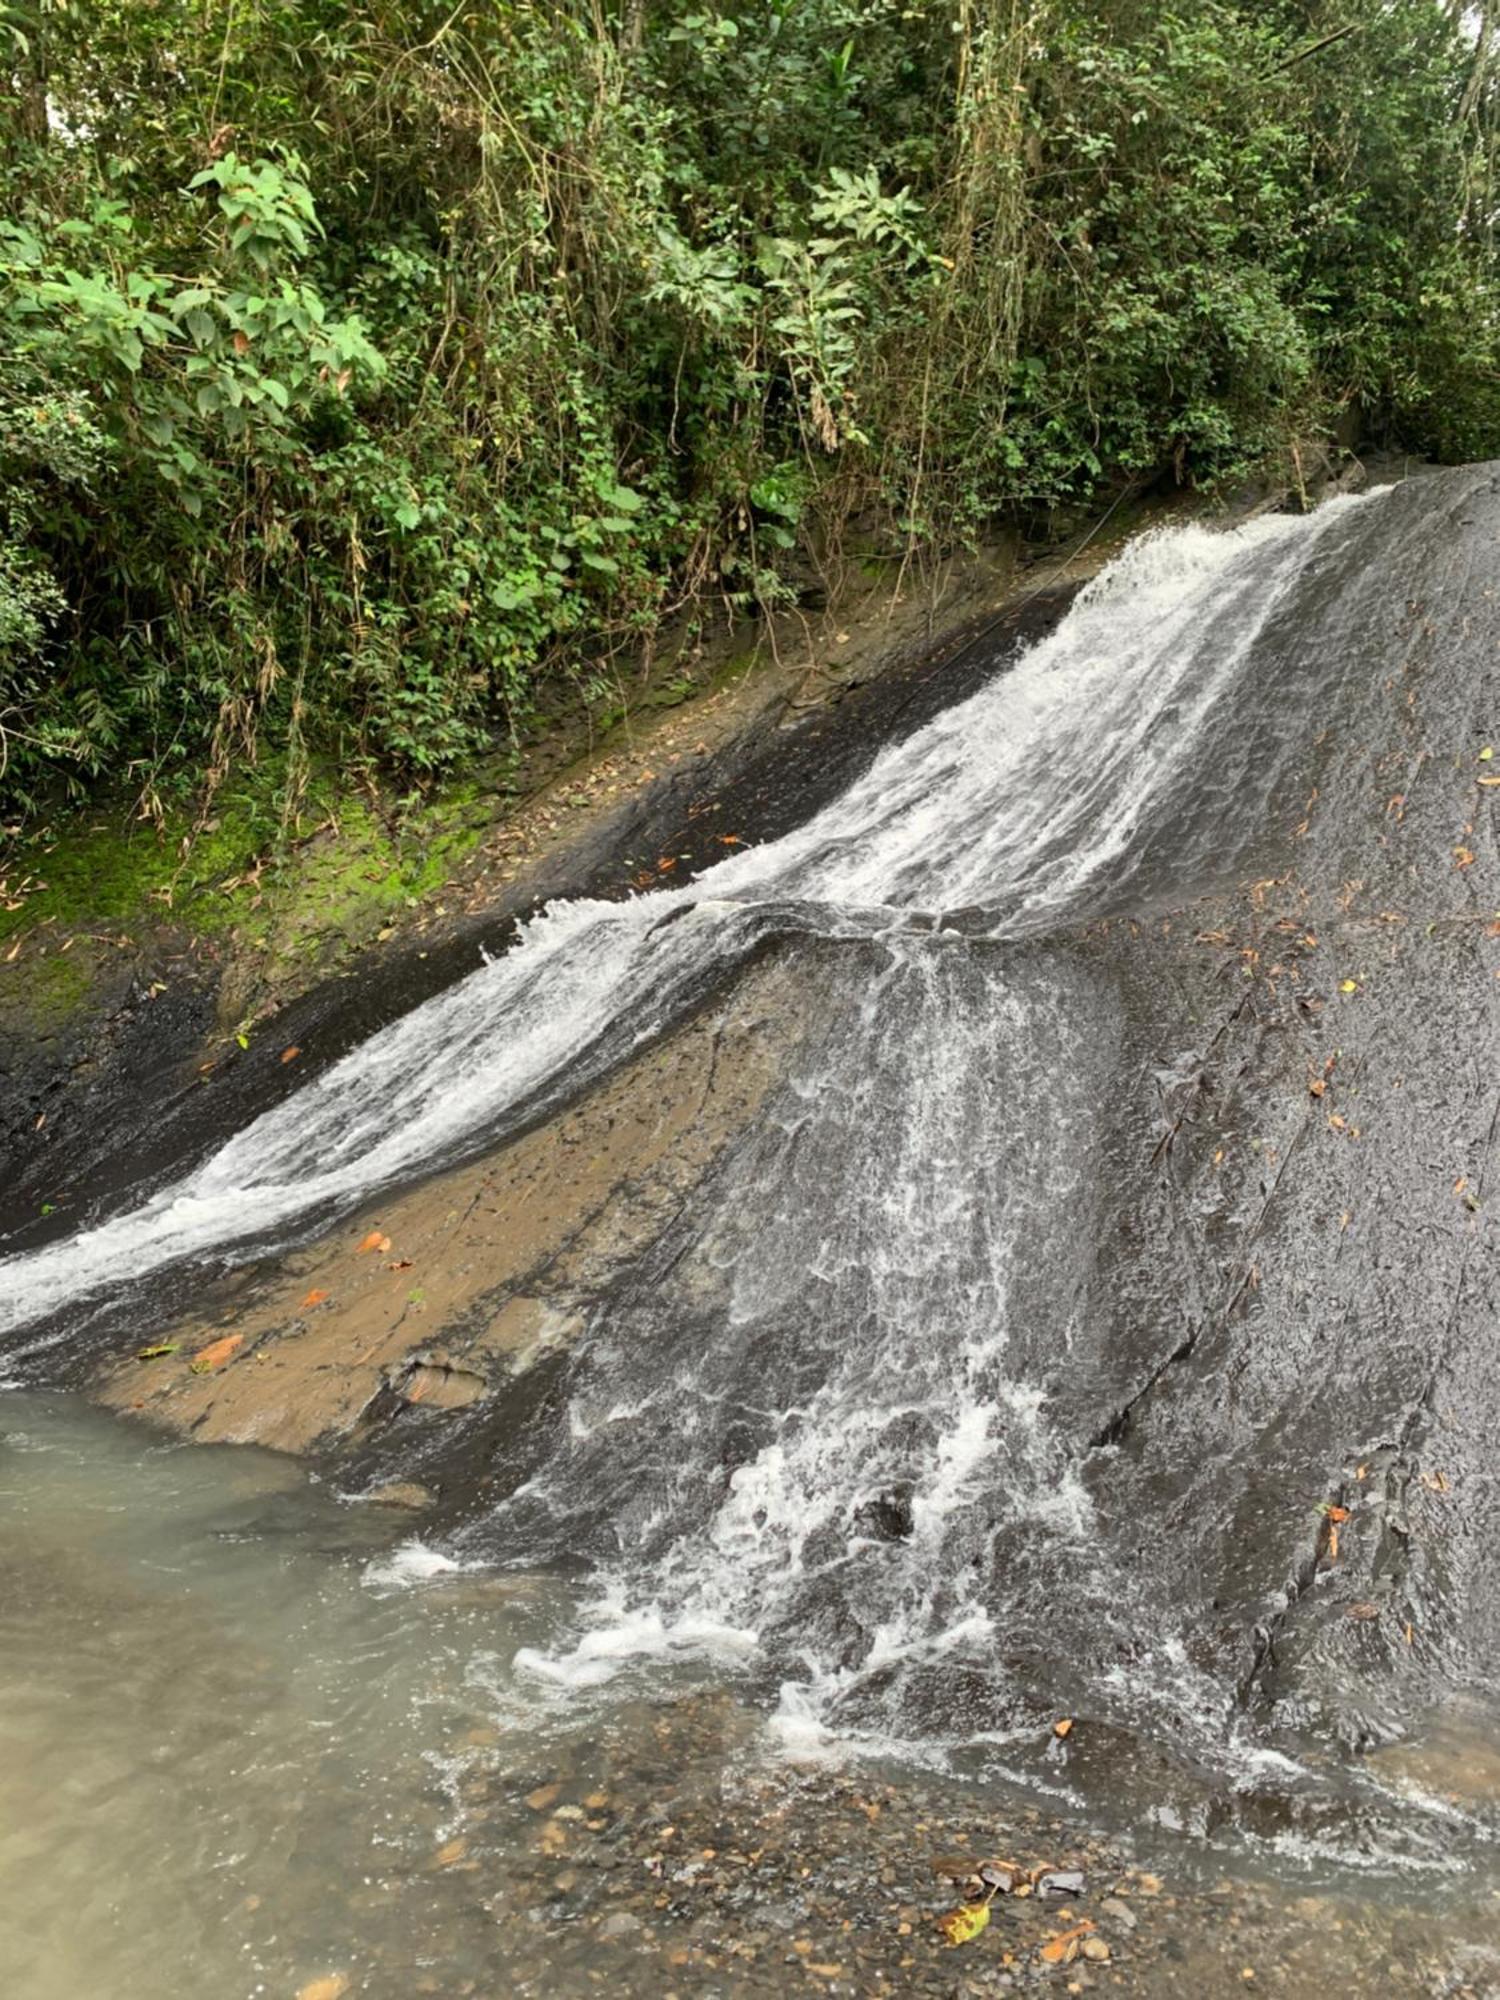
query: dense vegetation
[{"left": 2, "top": 0, "right": 1498, "bottom": 821}]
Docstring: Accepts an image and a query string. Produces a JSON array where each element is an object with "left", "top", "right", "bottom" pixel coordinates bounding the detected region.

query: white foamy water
[{"left": 0, "top": 495, "right": 1378, "bottom": 1340}]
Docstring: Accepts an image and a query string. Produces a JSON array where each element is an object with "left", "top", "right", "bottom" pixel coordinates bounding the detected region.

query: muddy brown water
[{"left": 6, "top": 471, "right": 1500, "bottom": 1995}]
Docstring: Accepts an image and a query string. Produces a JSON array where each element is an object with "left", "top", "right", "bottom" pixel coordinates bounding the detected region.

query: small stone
[
  {"left": 363, "top": 1480, "right": 434, "bottom": 1509},
  {"left": 552, "top": 1804, "right": 585, "bottom": 1822},
  {"left": 1081, "top": 1937, "right": 1111, "bottom": 1962},
  {"left": 1134, "top": 1872, "right": 1163, "bottom": 1896},
  {"left": 1037, "top": 1869, "right": 1087, "bottom": 1898},
  {"left": 599, "top": 1910, "right": 644, "bottom": 1939},
  {"left": 525, "top": 1783, "right": 561, "bottom": 1812},
  {"left": 1098, "top": 1897, "right": 1137, "bottom": 1930}
]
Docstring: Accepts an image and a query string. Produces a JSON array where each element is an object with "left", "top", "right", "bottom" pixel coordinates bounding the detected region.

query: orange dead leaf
[
  {"left": 717, "top": 833, "right": 744, "bottom": 845},
  {"left": 281, "top": 1045, "right": 302, "bottom": 1064},
  {"left": 189, "top": 1332, "right": 243, "bottom": 1374},
  {"left": 358, "top": 1231, "right": 392, "bottom": 1254},
  {"left": 1308, "top": 1077, "right": 1327, "bottom": 1098},
  {"left": 1326, "top": 1505, "right": 1350, "bottom": 1523},
  {"left": 301, "top": 1288, "right": 330, "bottom": 1310},
  {"left": 1052, "top": 1717, "right": 1074, "bottom": 1739},
  {"left": 1039, "top": 1921, "right": 1096, "bottom": 1966},
  {"left": 1455, "top": 846, "right": 1476, "bottom": 869}
]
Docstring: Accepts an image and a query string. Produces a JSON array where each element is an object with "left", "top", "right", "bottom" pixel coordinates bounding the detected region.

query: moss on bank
[{"left": 0, "top": 770, "right": 490, "bottom": 1033}]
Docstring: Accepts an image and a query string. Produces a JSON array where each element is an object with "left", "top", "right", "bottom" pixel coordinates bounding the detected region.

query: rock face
[
  {"left": 14, "top": 462, "right": 1500, "bottom": 1853},
  {"left": 99, "top": 950, "right": 823, "bottom": 1461}
]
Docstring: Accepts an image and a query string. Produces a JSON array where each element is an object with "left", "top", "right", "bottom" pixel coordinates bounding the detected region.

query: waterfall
[{"left": 0, "top": 495, "right": 1381, "bottom": 1342}]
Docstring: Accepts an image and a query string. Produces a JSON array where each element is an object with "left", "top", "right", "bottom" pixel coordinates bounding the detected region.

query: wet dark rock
[{"left": 852, "top": 1485, "right": 915, "bottom": 1542}]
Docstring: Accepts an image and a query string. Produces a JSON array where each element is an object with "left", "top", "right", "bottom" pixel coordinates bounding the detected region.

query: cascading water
[
  {"left": 0, "top": 495, "right": 1378, "bottom": 1344},
  {"left": 10, "top": 467, "right": 1500, "bottom": 1872}
]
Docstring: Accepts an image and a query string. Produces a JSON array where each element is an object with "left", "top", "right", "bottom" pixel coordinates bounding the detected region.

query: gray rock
[{"left": 598, "top": 1909, "right": 644, "bottom": 1938}]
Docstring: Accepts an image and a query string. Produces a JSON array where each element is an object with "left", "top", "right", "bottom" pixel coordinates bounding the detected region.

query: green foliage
[{"left": 2, "top": 0, "right": 1498, "bottom": 817}]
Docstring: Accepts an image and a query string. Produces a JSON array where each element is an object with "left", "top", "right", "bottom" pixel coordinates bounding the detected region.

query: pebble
[
  {"left": 1098, "top": 1896, "right": 1138, "bottom": 1930},
  {"left": 598, "top": 1910, "right": 644, "bottom": 1939}
]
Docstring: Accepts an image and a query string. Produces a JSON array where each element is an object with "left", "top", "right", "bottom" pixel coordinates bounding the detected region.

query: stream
[{"left": 6, "top": 467, "right": 1500, "bottom": 1994}]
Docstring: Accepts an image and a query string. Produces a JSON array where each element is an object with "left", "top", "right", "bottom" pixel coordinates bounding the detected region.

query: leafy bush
[{"left": 2, "top": 0, "right": 1498, "bottom": 815}]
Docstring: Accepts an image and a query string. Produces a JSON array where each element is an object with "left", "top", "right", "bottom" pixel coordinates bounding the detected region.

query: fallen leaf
[
  {"left": 296, "top": 1978, "right": 349, "bottom": 2000},
  {"left": 358, "top": 1230, "right": 392, "bottom": 1254},
  {"left": 525, "top": 1782, "right": 561, "bottom": 1812},
  {"left": 1481, "top": 746, "right": 1495, "bottom": 761},
  {"left": 937, "top": 1900, "right": 991, "bottom": 1947},
  {"left": 235, "top": 1031, "right": 249, "bottom": 1049},
  {"left": 189, "top": 1332, "right": 243, "bottom": 1373},
  {"left": 1328, "top": 1524, "right": 1340, "bottom": 1561},
  {"left": 1454, "top": 846, "right": 1476, "bottom": 869},
  {"left": 1326, "top": 1504, "right": 1351, "bottom": 1523},
  {"left": 1308, "top": 1077, "right": 1327, "bottom": 1098},
  {"left": 301, "top": 1288, "right": 330, "bottom": 1309},
  {"left": 1052, "top": 1717, "right": 1074, "bottom": 1739},
  {"left": 135, "top": 1342, "right": 180, "bottom": 1360},
  {"left": 281, "top": 1045, "right": 302, "bottom": 1064},
  {"left": 1479, "top": 776, "right": 1500, "bottom": 787},
  {"left": 1339, "top": 978, "right": 1359, "bottom": 993}
]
